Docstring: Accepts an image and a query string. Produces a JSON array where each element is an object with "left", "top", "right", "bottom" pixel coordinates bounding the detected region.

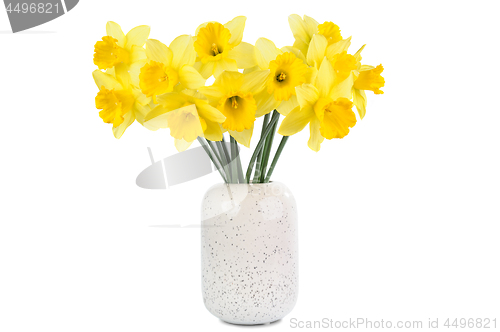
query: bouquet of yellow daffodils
[{"left": 92, "top": 15, "right": 385, "bottom": 184}]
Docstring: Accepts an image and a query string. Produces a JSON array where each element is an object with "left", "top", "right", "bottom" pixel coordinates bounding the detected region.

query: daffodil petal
[
  {"left": 295, "top": 83, "right": 319, "bottom": 109},
  {"left": 125, "top": 25, "right": 150, "bottom": 50},
  {"left": 281, "top": 46, "right": 306, "bottom": 63},
  {"left": 180, "top": 89, "right": 208, "bottom": 101},
  {"left": 278, "top": 105, "right": 314, "bottom": 136},
  {"left": 194, "top": 61, "right": 216, "bottom": 79},
  {"left": 288, "top": 14, "right": 309, "bottom": 45},
  {"left": 213, "top": 70, "right": 242, "bottom": 91},
  {"left": 330, "top": 72, "right": 354, "bottom": 100},
  {"left": 115, "top": 63, "right": 130, "bottom": 87},
  {"left": 307, "top": 34, "right": 328, "bottom": 68},
  {"left": 354, "top": 44, "right": 365, "bottom": 62},
  {"left": 229, "top": 125, "right": 253, "bottom": 148},
  {"left": 155, "top": 92, "right": 187, "bottom": 110},
  {"left": 179, "top": 65, "right": 206, "bottom": 89},
  {"left": 326, "top": 37, "right": 352, "bottom": 58},
  {"left": 213, "top": 58, "right": 238, "bottom": 78},
  {"left": 198, "top": 86, "right": 225, "bottom": 104},
  {"left": 92, "top": 70, "right": 122, "bottom": 90},
  {"left": 307, "top": 117, "right": 324, "bottom": 152},
  {"left": 129, "top": 45, "right": 146, "bottom": 63},
  {"left": 112, "top": 110, "right": 135, "bottom": 139},
  {"left": 303, "top": 15, "right": 320, "bottom": 36},
  {"left": 243, "top": 66, "right": 259, "bottom": 74},
  {"left": 317, "top": 57, "right": 334, "bottom": 97},
  {"left": 106, "top": 21, "right": 125, "bottom": 48},
  {"left": 353, "top": 88, "right": 367, "bottom": 119},
  {"left": 224, "top": 16, "right": 246, "bottom": 46},
  {"left": 166, "top": 104, "right": 204, "bottom": 142},
  {"left": 305, "top": 66, "right": 318, "bottom": 84},
  {"left": 227, "top": 42, "right": 257, "bottom": 68},
  {"left": 254, "top": 91, "right": 280, "bottom": 117},
  {"left": 360, "top": 64, "right": 375, "bottom": 71},
  {"left": 196, "top": 102, "right": 226, "bottom": 123},
  {"left": 104, "top": 67, "right": 115, "bottom": 76},
  {"left": 240, "top": 69, "right": 269, "bottom": 95},
  {"left": 170, "top": 35, "right": 196, "bottom": 69},
  {"left": 133, "top": 103, "right": 149, "bottom": 124},
  {"left": 292, "top": 40, "right": 309, "bottom": 59},
  {"left": 195, "top": 21, "right": 212, "bottom": 35},
  {"left": 144, "top": 105, "right": 170, "bottom": 129},
  {"left": 132, "top": 87, "right": 150, "bottom": 105},
  {"left": 142, "top": 121, "right": 160, "bottom": 131},
  {"left": 175, "top": 138, "right": 193, "bottom": 152},
  {"left": 276, "top": 96, "right": 299, "bottom": 116},
  {"left": 145, "top": 39, "right": 173, "bottom": 65},
  {"left": 129, "top": 59, "right": 147, "bottom": 87},
  {"left": 203, "top": 119, "right": 223, "bottom": 141},
  {"left": 255, "top": 38, "right": 281, "bottom": 69}
]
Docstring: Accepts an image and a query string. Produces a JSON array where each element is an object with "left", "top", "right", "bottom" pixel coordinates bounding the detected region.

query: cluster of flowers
[{"left": 92, "top": 15, "right": 384, "bottom": 153}]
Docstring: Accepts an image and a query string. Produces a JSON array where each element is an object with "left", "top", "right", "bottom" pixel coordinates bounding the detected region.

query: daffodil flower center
[
  {"left": 95, "top": 87, "right": 134, "bottom": 128},
  {"left": 330, "top": 51, "right": 357, "bottom": 82},
  {"left": 267, "top": 52, "right": 308, "bottom": 101},
  {"left": 165, "top": 104, "right": 207, "bottom": 142},
  {"left": 317, "top": 21, "right": 343, "bottom": 46},
  {"left": 93, "top": 36, "right": 129, "bottom": 70},
  {"left": 139, "top": 61, "right": 179, "bottom": 100},
  {"left": 194, "top": 22, "right": 232, "bottom": 63},
  {"left": 353, "top": 65, "right": 385, "bottom": 94},
  {"left": 231, "top": 96, "right": 238, "bottom": 109},
  {"left": 218, "top": 93, "right": 256, "bottom": 132},
  {"left": 276, "top": 72, "right": 287, "bottom": 82},
  {"left": 314, "top": 97, "right": 355, "bottom": 139},
  {"left": 211, "top": 43, "right": 220, "bottom": 56}
]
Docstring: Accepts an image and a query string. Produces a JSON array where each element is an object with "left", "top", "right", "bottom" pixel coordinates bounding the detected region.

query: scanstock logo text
[{"left": 3, "top": 0, "right": 79, "bottom": 32}]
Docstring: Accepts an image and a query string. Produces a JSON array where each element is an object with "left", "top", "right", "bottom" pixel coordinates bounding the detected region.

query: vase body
[{"left": 201, "top": 182, "right": 298, "bottom": 325}]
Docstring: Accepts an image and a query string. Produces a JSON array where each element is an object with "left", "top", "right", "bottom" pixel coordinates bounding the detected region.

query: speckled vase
[{"left": 201, "top": 182, "right": 298, "bottom": 325}]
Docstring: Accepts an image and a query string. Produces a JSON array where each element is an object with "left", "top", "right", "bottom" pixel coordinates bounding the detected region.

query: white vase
[{"left": 201, "top": 182, "right": 298, "bottom": 325}]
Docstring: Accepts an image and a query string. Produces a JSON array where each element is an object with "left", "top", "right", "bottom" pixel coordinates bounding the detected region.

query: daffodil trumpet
[{"left": 93, "top": 16, "right": 384, "bottom": 184}]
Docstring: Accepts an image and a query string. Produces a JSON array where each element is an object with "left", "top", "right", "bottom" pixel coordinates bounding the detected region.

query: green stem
[
  {"left": 207, "top": 140, "right": 223, "bottom": 168},
  {"left": 230, "top": 136, "right": 242, "bottom": 184},
  {"left": 264, "top": 136, "right": 289, "bottom": 183},
  {"left": 245, "top": 111, "right": 280, "bottom": 183},
  {"left": 235, "top": 143, "right": 244, "bottom": 183},
  {"left": 216, "top": 141, "right": 231, "bottom": 183},
  {"left": 220, "top": 136, "right": 234, "bottom": 183},
  {"left": 253, "top": 113, "right": 270, "bottom": 183},
  {"left": 197, "top": 137, "right": 227, "bottom": 183},
  {"left": 259, "top": 110, "right": 279, "bottom": 182},
  {"left": 207, "top": 140, "right": 229, "bottom": 182}
]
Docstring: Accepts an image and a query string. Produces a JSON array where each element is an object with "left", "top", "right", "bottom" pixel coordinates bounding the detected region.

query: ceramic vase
[{"left": 201, "top": 182, "right": 298, "bottom": 325}]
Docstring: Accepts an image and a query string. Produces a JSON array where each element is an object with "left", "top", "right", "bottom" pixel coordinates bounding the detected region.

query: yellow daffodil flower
[
  {"left": 249, "top": 38, "right": 317, "bottom": 117},
  {"left": 93, "top": 22, "right": 150, "bottom": 86},
  {"left": 199, "top": 70, "right": 270, "bottom": 147},
  {"left": 278, "top": 57, "right": 357, "bottom": 151},
  {"left": 93, "top": 70, "right": 150, "bottom": 138},
  {"left": 143, "top": 89, "right": 226, "bottom": 151},
  {"left": 305, "top": 33, "right": 355, "bottom": 70},
  {"left": 352, "top": 64, "right": 385, "bottom": 119},
  {"left": 193, "top": 16, "right": 257, "bottom": 78},
  {"left": 288, "top": 14, "right": 350, "bottom": 60},
  {"left": 305, "top": 32, "right": 385, "bottom": 119},
  {"left": 130, "top": 36, "right": 206, "bottom": 103}
]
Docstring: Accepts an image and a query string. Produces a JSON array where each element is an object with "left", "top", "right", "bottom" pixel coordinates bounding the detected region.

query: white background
[{"left": 1, "top": 1, "right": 499, "bottom": 331}]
